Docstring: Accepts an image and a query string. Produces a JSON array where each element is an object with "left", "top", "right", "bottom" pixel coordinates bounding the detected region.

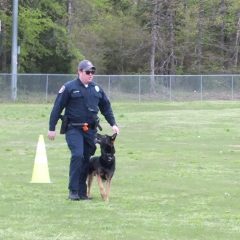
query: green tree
[
  {"left": 0, "top": 0, "right": 11, "bottom": 72},
  {"left": 19, "top": 1, "right": 82, "bottom": 73},
  {"left": 1, "top": 0, "right": 240, "bottom": 74}
]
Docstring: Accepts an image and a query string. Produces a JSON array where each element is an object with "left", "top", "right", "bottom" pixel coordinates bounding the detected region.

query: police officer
[{"left": 48, "top": 60, "right": 120, "bottom": 200}]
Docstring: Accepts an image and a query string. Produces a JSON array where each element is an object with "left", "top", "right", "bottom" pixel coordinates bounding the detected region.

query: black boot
[
  {"left": 79, "top": 195, "right": 92, "bottom": 200},
  {"left": 68, "top": 190, "right": 80, "bottom": 201}
]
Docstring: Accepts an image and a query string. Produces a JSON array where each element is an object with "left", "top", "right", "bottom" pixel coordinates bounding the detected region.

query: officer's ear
[{"left": 77, "top": 69, "right": 83, "bottom": 75}]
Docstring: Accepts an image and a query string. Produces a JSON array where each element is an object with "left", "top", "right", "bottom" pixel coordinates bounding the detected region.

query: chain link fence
[{"left": 1, "top": 74, "right": 240, "bottom": 102}]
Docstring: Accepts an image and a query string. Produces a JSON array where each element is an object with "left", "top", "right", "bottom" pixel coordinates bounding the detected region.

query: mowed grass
[{"left": 1, "top": 101, "right": 240, "bottom": 240}]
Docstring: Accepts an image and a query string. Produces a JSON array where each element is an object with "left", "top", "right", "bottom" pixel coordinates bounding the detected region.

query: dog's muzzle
[{"left": 105, "top": 153, "right": 115, "bottom": 162}]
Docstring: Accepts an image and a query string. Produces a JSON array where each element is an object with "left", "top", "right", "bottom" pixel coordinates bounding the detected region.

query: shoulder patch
[
  {"left": 95, "top": 85, "right": 100, "bottom": 92},
  {"left": 58, "top": 85, "right": 65, "bottom": 93}
]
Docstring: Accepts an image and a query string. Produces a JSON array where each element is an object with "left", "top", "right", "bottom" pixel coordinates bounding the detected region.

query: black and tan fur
[{"left": 87, "top": 133, "right": 117, "bottom": 201}]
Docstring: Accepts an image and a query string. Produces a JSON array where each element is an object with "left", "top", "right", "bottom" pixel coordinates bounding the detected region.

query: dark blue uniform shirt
[{"left": 49, "top": 78, "right": 116, "bottom": 131}]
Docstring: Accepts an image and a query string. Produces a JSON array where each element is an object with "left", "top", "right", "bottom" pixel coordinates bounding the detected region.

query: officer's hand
[
  {"left": 48, "top": 130, "right": 56, "bottom": 140},
  {"left": 112, "top": 125, "right": 120, "bottom": 134}
]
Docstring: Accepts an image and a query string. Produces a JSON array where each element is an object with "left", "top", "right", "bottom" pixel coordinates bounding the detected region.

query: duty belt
[
  {"left": 68, "top": 122, "right": 92, "bottom": 132},
  {"left": 68, "top": 122, "right": 102, "bottom": 132}
]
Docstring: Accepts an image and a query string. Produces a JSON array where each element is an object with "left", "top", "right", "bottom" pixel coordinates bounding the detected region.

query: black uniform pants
[{"left": 65, "top": 127, "right": 96, "bottom": 196}]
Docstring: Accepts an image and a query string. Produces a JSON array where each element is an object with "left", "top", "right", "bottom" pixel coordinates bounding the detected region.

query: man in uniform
[{"left": 48, "top": 60, "right": 120, "bottom": 200}]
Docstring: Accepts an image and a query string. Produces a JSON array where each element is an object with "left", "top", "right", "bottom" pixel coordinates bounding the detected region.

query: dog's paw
[
  {"left": 101, "top": 192, "right": 109, "bottom": 201},
  {"left": 102, "top": 194, "right": 109, "bottom": 202}
]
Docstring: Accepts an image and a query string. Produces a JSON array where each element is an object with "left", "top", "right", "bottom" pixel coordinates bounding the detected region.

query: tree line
[{"left": 0, "top": 0, "right": 240, "bottom": 74}]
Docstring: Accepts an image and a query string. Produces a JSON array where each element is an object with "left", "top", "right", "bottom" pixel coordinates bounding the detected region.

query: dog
[{"left": 87, "top": 133, "right": 117, "bottom": 201}]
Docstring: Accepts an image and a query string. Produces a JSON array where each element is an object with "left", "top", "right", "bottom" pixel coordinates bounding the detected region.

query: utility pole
[{"left": 11, "top": 0, "right": 19, "bottom": 101}]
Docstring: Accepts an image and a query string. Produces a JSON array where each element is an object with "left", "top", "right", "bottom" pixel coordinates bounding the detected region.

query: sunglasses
[{"left": 85, "top": 70, "right": 95, "bottom": 75}]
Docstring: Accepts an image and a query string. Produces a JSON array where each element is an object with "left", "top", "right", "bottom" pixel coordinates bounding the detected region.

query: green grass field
[{"left": 1, "top": 101, "right": 240, "bottom": 240}]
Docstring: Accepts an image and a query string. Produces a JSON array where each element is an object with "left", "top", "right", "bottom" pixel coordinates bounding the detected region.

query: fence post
[
  {"left": 169, "top": 75, "right": 172, "bottom": 101},
  {"left": 108, "top": 75, "right": 111, "bottom": 100},
  {"left": 45, "top": 74, "right": 49, "bottom": 102},
  {"left": 200, "top": 75, "right": 203, "bottom": 101},
  {"left": 138, "top": 75, "right": 141, "bottom": 102},
  {"left": 231, "top": 75, "right": 234, "bottom": 100}
]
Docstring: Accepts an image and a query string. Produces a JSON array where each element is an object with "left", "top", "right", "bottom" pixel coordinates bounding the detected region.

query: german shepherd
[{"left": 87, "top": 133, "right": 117, "bottom": 201}]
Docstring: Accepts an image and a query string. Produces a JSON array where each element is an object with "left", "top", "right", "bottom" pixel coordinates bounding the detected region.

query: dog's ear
[{"left": 111, "top": 133, "right": 117, "bottom": 142}]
